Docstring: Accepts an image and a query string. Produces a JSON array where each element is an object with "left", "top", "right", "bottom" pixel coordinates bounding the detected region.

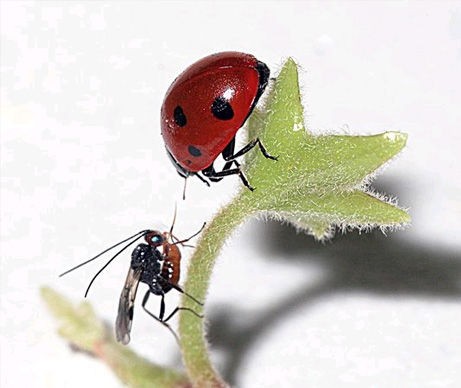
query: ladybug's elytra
[{"left": 161, "top": 51, "right": 277, "bottom": 191}]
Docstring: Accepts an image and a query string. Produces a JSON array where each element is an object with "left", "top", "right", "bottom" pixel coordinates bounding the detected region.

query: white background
[{"left": 2, "top": 1, "right": 461, "bottom": 387}]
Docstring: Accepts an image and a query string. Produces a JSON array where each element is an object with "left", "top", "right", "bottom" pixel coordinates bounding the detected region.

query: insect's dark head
[
  {"left": 166, "top": 149, "right": 191, "bottom": 178},
  {"left": 144, "top": 230, "right": 166, "bottom": 247}
]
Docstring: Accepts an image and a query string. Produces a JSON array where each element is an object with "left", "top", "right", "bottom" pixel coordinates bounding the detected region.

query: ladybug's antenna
[
  {"left": 84, "top": 233, "right": 147, "bottom": 297},
  {"left": 182, "top": 177, "right": 188, "bottom": 200},
  {"left": 59, "top": 230, "right": 149, "bottom": 277}
]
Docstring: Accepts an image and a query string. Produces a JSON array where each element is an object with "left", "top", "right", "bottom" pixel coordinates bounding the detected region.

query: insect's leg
[
  {"left": 141, "top": 290, "right": 179, "bottom": 343},
  {"left": 202, "top": 163, "right": 254, "bottom": 191},
  {"left": 219, "top": 138, "right": 242, "bottom": 173},
  {"left": 223, "top": 137, "right": 278, "bottom": 161},
  {"left": 201, "top": 139, "right": 237, "bottom": 184},
  {"left": 159, "top": 294, "right": 166, "bottom": 321},
  {"left": 202, "top": 162, "right": 235, "bottom": 182},
  {"left": 141, "top": 291, "right": 159, "bottom": 320},
  {"left": 202, "top": 164, "right": 222, "bottom": 182},
  {"left": 163, "top": 306, "right": 203, "bottom": 323},
  {"left": 201, "top": 138, "right": 258, "bottom": 190},
  {"left": 220, "top": 137, "right": 238, "bottom": 163},
  {"left": 194, "top": 172, "right": 211, "bottom": 186},
  {"left": 166, "top": 281, "right": 203, "bottom": 306}
]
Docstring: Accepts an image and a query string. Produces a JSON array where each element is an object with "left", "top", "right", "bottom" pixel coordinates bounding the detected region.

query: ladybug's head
[
  {"left": 166, "top": 150, "right": 191, "bottom": 178},
  {"left": 144, "top": 230, "right": 166, "bottom": 247}
]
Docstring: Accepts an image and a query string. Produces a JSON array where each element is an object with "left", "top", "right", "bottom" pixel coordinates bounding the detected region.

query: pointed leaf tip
[
  {"left": 243, "top": 58, "right": 410, "bottom": 238},
  {"left": 383, "top": 131, "right": 408, "bottom": 147}
]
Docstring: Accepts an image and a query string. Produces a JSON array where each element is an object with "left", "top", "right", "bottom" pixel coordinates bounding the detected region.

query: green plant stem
[
  {"left": 178, "top": 190, "right": 252, "bottom": 387},
  {"left": 43, "top": 59, "right": 409, "bottom": 388},
  {"left": 41, "top": 286, "right": 190, "bottom": 388}
]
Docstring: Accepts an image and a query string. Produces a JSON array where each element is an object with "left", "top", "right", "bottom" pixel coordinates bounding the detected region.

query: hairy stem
[{"left": 178, "top": 191, "right": 252, "bottom": 387}]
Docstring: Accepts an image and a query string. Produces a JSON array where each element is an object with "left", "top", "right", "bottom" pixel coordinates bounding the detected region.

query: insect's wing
[{"left": 115, "top": 267, "right": 142, "bottom": 345}]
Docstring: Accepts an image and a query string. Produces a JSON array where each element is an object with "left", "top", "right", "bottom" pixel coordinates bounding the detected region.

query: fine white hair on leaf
[
  {"left": 253, "top": 204, "right": 410, "bottom": 243},
  {"left": 358, "top": 143, "right": 408, "bottom": 190}
]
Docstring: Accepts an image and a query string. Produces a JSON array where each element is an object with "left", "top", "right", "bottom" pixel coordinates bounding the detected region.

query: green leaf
[
  {"left": 180, "top": 59, "right": 410, "bottom": 385},
  {"left": 243, "top": 58, "right": 410, "bottom": 239},
  {"left": 41, "top": 287, "right": 190, "bottom": 388},
  {"left": 44, "top": 57, "right": 411, "bottom": 388},
  {"left": 41, "top": 286, "right": 105, "bottom": 352},
  {"left": 265, "top": 190, "right": 409, "bottom": 237}
]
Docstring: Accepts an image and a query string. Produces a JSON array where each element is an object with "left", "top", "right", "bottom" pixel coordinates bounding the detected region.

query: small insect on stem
[{"left": 60, "top": 215, "right": 206, "bottom": 345}]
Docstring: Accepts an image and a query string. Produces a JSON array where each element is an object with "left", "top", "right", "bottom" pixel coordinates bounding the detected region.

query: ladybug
[{"left": 161, "top": 51, "right": 277, "bottom": 191}]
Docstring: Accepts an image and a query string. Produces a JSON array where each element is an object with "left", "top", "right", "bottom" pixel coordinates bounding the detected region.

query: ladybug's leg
[
  {"left": 203, "top": 160, "right": 234, "bottom": 182},
  {"left": 200, "top": 140, "right": 236, "bottom": 183},
  {"left": 203, "top": 138, "right": 239, "bottom": 181},
  {"left": 220, "top": 137, "right": 236, "bottom": 163},
  {"left": 202, "top": 163, "right": 255, "bottom": 191},
  {"left": 202, "top": 138, "right": 257, "bottom": 190},
  {"left": 194, "top": 172, "right": 211, "bottom": 186},
  {"left": 223, "top": 137, "right": 277, "bottom": 162}
]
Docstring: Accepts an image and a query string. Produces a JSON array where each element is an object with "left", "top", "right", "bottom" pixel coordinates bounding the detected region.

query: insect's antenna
[
  {"left": 171, "top": 234, "right": 194, "bottom": 249},
  {"left": 172, "top": 222, "right": 206, "bottom": 246},
  {"left": 169, "top": 203, "right": 178, "bottom": 236},
  {"left": 59, "top": 230, "right": 149, "bottom": 277},
  {"left": 84, "top": 233, "right": 147, "bottom": 297}
]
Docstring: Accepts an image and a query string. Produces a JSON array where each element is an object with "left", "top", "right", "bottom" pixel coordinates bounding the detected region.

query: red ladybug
[{"left": 161, "top": 51, "right": 277, "bottom": 191}]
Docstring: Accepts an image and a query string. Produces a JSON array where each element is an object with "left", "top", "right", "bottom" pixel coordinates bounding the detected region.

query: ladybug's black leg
[
  {"left": 221, "top": 137, "right": 237, "bottom": 163},
  {"left": 202, "top": 164, "right": 220, "bottom": 182},
  {"left": 202, "top": 163, "right": 255, "bottom": 191},
  {"left": 209, "top": 137, "right": 240, "bottom": 181},
  {"left": 201, "top": 140, "right": 236, "bottom": 183},
  {"left": 205, "top": 161, "right": 234, "bottom": 183},
  {"left": 141, "top": 290, "right": 179, "bottom": 343},
  {"left": 194, "top": 172, "right": 211, "bottom": 186},
  {"left": 223, "top": 137, "right": 277, "bottom": 162},
  {"left": 202, "top": 138, "right": 259, "bottom": 190}
]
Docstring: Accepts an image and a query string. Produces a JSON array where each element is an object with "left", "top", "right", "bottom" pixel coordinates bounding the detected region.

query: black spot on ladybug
[
  {"left": 211, "top": 97, "right": 234, "bottom": 120},
  {"left": 188, "top": 145, "right": 202, "bottom": 157},
  {"left": 173, "top": 106, "right": 187, "bottom": 127}
]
